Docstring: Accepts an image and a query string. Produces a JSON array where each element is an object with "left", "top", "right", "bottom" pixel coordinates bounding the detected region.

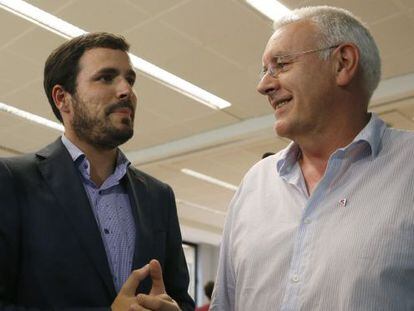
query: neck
[
  {"left": 298, "top": 111, "right": 370, "bottom": 160},
  {"left": 65, "top": 133, "right": 118, "bottom": 187},
  {"left": 296, "top": 112, "right": 370, "bottom": 195}
]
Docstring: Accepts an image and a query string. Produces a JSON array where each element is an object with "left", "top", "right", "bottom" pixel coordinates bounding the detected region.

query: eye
[
  {"left": 275, "top": 60, "right": 290, "bottom": 71},
  {"left": 97, "top": 74, "right": 114, "bottom": 83},
  {"left": 126, "top": 76, "right": 136, "bottom": 86}
]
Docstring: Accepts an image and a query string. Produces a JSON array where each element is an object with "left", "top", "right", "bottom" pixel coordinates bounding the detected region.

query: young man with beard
[
  {"left": 211, "top": 6, "right": 414, "bottom": 311},
  {"left": 0, "top": 32, "right": 194, "bottom": 311}
]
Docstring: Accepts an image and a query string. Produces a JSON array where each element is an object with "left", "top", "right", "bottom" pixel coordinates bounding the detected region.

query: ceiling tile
[
  {"left": 397, "top": 0, "right": 414, "bottom": 10},
  {"left": 1, "top": 78, "right": 54, "bottom": 118},
  {"left": 0, "top": 9, "right": 34, "bottom": 51},
  {"left": 162, "top": 0, "right": 270, "bottom": 45},
  {"left": 370, "top": 13, "right": 414, "bottom": 59},
  {"left": 382, "top": 47, "right": 414, "bottom": 79},
  {"left": 56, "top": 0, "right": 149, "bottom": 34},
  {"left": 177, "top": 203, "right": 225, "bottom": 228},
  {"left": 126, "top": 21, "right": 196, "bottom": 66},
  {"left": 181, "top": 112, "right": 239, "bottom": 133},
  {"left": 134, "top": 76, "right": 217, "bottom": 123},
  {"left": 379, "top": 110, "right": 414, "bottom": 130},
  {"left": 126, "top": 0, "right": 188, "bottom": 15},
  {"left": 5, "top": 27, "right": 66, "bottom": 65},
  {"left": 304, "top": 0, "right": 401, "bottom": 24},
  {"left": 0, "top": 114, "right": 60, "bottom": 153}
]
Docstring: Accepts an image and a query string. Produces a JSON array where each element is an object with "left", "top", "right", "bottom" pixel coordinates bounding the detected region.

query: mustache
[{"left": 105, "top": 100, "right": 134, "bottom": 116}]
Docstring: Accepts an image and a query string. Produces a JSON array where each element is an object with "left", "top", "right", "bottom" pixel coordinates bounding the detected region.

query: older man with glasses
[{"left": 211, "top": 6, "right": 414, "bottom": 311}]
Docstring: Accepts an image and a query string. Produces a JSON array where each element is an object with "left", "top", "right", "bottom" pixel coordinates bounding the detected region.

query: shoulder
[
  {"left": 0, "top": 152, "right": 38, "bottom": 173},
  {"left": 241, "top": 148, "right": 285, "bottom": 186},
  {"left": 227, "top": 150, "right": 285, "bottom": 212},
  {"left": 383, "top": 127, "right": 414, "bottom": 142},
  {"left": 0, "top": 138, "right": 67, "bottom": 169},
  {"left": 380, "top": 127, "right": 414, "bottom": 155},
  {"left": 0, "top": 139, "right": 72, "bottom": 181}
]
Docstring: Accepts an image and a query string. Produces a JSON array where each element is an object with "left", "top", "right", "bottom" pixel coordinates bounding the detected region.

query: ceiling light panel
[
  {"left": 245, "top": 0, "right": 290, "bottom": 21},
  {"left": 181, "top": 168, "right": 238, "bottom": 191},
  {"left": 0, "top": 0, "right": 231, "bottom": 110},
  {"left": 0, "top": 102, "right": 64, "bottom": 132}
]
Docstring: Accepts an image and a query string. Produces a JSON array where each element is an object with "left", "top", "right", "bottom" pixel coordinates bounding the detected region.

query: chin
[{"left": 274, "top": 121, "right": 289, "bottom": 138}]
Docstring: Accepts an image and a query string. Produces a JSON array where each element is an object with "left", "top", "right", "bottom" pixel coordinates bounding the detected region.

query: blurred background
[{"left": 1, "top": 0, "right": 414, "bottom": 306}]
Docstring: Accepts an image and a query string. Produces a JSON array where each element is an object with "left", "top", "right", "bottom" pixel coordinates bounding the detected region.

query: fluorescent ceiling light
[
  {"left": 181, "top": 168, "right": 238, "bottom": 191},
  {"left": 0, "top": 102, "right": 64, "bottom": 132},
  {"left": 0, "top": 0, "right": 231, "bottom": 110},
  {"left": 245, "top": 0, "right": 290, "bottom": 21},
  {"left": 129, "top": 55, "right": 230, "bottom": 110},
  {"left": 0, "top": 0, "right": 84, "bottom": 39}
]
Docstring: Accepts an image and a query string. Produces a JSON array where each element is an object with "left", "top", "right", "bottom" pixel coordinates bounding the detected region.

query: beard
[{"left": 71, "top": 95, "right": 134, "bottom": 150}]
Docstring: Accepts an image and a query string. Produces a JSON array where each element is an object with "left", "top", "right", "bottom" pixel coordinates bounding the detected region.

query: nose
[
  {"left": 257, "top": 74, "right": 280, "bottom": 96},
  {"left": 117, "top": 78, "right": 134, "bottom": 100}
]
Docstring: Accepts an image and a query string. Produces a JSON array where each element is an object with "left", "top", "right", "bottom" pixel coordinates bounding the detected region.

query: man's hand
[
  {"left": 111, "top": 263, "right": 151, "bottom": 311},
  {"left": 129, "top": 259, "right": 181, "bottom": 311}
]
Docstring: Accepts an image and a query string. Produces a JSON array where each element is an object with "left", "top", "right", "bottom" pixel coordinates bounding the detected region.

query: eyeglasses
[{"left": 259, "top": 45, "right": 339, "bottom": 80}]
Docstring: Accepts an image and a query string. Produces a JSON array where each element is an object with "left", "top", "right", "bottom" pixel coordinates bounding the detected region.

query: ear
[
  {"left": 51, "top": 85, "right": 71, "bottom": 115},
  {"left": 334, "top": 43, "right": 360, "bottom": 87}
]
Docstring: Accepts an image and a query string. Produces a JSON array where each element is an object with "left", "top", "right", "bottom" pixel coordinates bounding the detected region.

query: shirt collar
[
  {"left": 61, "top": 135, "right": 84, "bottom": 162},
  {"left": 349, "top": 113, "right": 386, "bottom": 157},
  {"left": 277, "top": 113, "right": 386, "bottom": 176},
  {"left": 61, "top": 135, "right": 130, "bottom": 184}
]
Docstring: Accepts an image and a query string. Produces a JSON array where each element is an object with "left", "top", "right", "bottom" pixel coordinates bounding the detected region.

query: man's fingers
[
  {"left": 137, "top": 294, "right": 179, "bottom": 311},
  {"left": 128, "top": 303, "right": 150, "bottom": 311},
  {"left": 149, "top": 259, "right": 166, "bottom": 296},
  {"left": 119, "top": 264, "right": 150, "bottom": 296}
]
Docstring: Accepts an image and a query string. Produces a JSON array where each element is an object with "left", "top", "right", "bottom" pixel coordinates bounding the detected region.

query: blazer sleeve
[
  {"left": 0, "top": 159, "right": 111, "bottom": 311},
  {"left": 163, "top": 185, "right": 195, "bottom": 311},
  {"left": 0, "top": 160, "right": 21, "bottom": 309}
]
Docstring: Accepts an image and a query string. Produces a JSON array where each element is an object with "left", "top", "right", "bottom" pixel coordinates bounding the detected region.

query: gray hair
[{"left": 273, "top": 6, "right": 381, "bottom": 99}]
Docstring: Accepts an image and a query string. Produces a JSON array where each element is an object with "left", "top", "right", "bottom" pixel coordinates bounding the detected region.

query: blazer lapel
[
  {"left": 125, "top": 168, "right": 154, "bottom": 270},
  {"left": 36, "top": 139, "right": 116, "bottom": 297}
]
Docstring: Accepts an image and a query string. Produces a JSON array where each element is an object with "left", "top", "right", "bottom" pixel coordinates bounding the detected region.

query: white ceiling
[{"left": 1, "top": 0, "right": 414, "bottom": 245}]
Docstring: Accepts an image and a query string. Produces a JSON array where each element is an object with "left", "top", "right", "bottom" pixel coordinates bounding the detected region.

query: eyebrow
[
  {"left": 93, "top": 67, "right": 136, "bottom": 79},
  {"left": 272, "top": 50, "right": 291, "bottom": 56}
]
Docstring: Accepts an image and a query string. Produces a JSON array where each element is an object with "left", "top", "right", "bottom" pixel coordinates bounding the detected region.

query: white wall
[{"left": 196, "top": 243, "right": 220, "bottom": 306}]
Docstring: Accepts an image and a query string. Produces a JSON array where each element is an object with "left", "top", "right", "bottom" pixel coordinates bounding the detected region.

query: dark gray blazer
[{"left": 0, "top": 139, "right": 194, "bottom": 310}]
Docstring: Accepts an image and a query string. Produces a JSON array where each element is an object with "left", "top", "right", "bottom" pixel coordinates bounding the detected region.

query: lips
[
  {"left": 112, "top": 107, "right": 132, "bottom": 115},
  {"left": 270, "top": 96, "right": 293, "bottom": 111},
  {"left": 106, "top": 101, "right": 134, "bottom": 118}
]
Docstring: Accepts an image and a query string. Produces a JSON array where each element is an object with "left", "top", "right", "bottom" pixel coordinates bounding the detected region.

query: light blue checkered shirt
[
  {"left": 61, "top": 136, "right": 136, "bottom": 292},
  {"left": 211, "top": 113, "right": 414, "bottom": 311}
]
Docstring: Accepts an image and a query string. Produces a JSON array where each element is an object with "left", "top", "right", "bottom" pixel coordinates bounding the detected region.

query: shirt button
[
  {"left": 304, "top": 218, "right": 311, "bottom": 224},
  {"left": 291, "top": 275, "right": 299, "bottom": 283}
]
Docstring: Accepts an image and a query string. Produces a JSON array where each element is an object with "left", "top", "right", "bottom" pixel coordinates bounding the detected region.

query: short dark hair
[
  {"left": 204, "top": 281, "right": 214, "bottom": 300},
  {"left": 43, "top": 32, "right": 130, "bottom": 122}
]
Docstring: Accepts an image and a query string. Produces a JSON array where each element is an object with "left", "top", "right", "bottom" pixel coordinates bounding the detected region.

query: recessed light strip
[
  {"left": 0, "top": 102, "right": 64, "bottom": 132},
  {"left": 129, "top": 55, "right": 230, "bottom": 110},
  {"left": 181, "top": 168, "right": 238, "bottom": 191},
  {"left": 0, "top": 0, "right": 231, "bottom": 110},
  {"left": 245, "top": 0, "right": 290, "bottom": 21},
  {"left": 0, "top": 0, "right": 84, "bottom": 39}
]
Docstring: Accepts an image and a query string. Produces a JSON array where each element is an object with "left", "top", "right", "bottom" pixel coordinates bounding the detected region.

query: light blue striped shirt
[
  {"left": 61, "top": 136, "right": 136, "bottom": 292},
  {"left": 211, "top": 113, "right": 414, "bottom": 310}
]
